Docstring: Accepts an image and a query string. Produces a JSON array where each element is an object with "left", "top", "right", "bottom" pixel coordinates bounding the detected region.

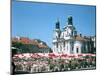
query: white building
[{"left": 52, "top": 16, "right": 95, "bottom": 54}]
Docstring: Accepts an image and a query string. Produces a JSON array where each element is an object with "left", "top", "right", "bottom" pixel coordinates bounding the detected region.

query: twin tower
[
  {"left": 55, "top": 16, "right": 73, "bottom": 29},
  {"left": 52, "top": 16, "right": 79, "bottom": 54},
  {"left": 54, "top": 16, "right": 77, "bottom": 40}
]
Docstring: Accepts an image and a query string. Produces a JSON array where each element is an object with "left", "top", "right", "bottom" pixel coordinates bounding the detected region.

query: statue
[{"left": 68, "top": 16, "right": 73, "bottom": 25}]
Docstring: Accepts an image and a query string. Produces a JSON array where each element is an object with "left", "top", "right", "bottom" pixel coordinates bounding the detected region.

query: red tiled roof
[{"left": 12, "top": 37, "right": 48, "bottom": 48}]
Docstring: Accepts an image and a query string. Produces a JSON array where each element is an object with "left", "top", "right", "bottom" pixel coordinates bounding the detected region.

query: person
[
  {"left": 12, "top": 51, "right": 16, "bottom": 75},
  {"left": 12, "top": 61, "right": 16, "bottom": 75}
]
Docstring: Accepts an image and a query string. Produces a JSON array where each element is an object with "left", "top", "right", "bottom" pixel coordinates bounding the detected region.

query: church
[{"left": 52, "top": 16, "right": 95, "bottom": 54}]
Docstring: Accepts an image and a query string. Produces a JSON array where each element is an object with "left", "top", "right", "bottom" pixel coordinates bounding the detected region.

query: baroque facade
[{"left": 52, "top": 16, "right": 95, "bottom": 54}]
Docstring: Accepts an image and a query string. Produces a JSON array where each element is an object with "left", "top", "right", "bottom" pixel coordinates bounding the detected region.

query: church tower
[
  {"left": 66, "top": 16, "right": 74, "bottom": 37},
  {"left": 53, "top": 19, "right": 61, "bottom": 39},
  {"left": 63, "top": 16, "right": 77, "bottom": 38},
  {"left": 52, "top": 19, "right": 61, "bottom": 53}
]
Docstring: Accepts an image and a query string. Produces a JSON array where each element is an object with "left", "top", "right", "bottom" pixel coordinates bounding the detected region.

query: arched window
[
  {"left": 76, "top": 48, "right": 79, "bottom": 53},
  {"left": 63, "top": 41, "right": 65, "bottom": 47},
  {"left": 56, "top": 43, "right": 58, "bottom": 48}
]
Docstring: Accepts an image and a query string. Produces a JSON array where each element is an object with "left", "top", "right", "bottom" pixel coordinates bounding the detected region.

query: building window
[
  {"left": 56, "top": 43, "right": 58, "bottom": 48},
  {"left": 67, "top": 45, "right": 68, "bottom": 51},
  {"left": 63, "top": 41, "right": 65, "bottom": 47},
  {"left": 76, "top": 48, "right": 79, "bottom": 53},
  {"left": 60, "top": 46, "right": 62, "bottom": 52}
]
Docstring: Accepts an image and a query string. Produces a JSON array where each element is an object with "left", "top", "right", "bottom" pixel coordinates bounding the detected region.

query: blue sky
[{"left": 12, "top": 1, "right": 96, "bottom": 47}]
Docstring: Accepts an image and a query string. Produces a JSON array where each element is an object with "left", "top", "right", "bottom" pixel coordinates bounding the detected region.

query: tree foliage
[{"left": 12, "top": 42, "right": 52, "bottom": 54}]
